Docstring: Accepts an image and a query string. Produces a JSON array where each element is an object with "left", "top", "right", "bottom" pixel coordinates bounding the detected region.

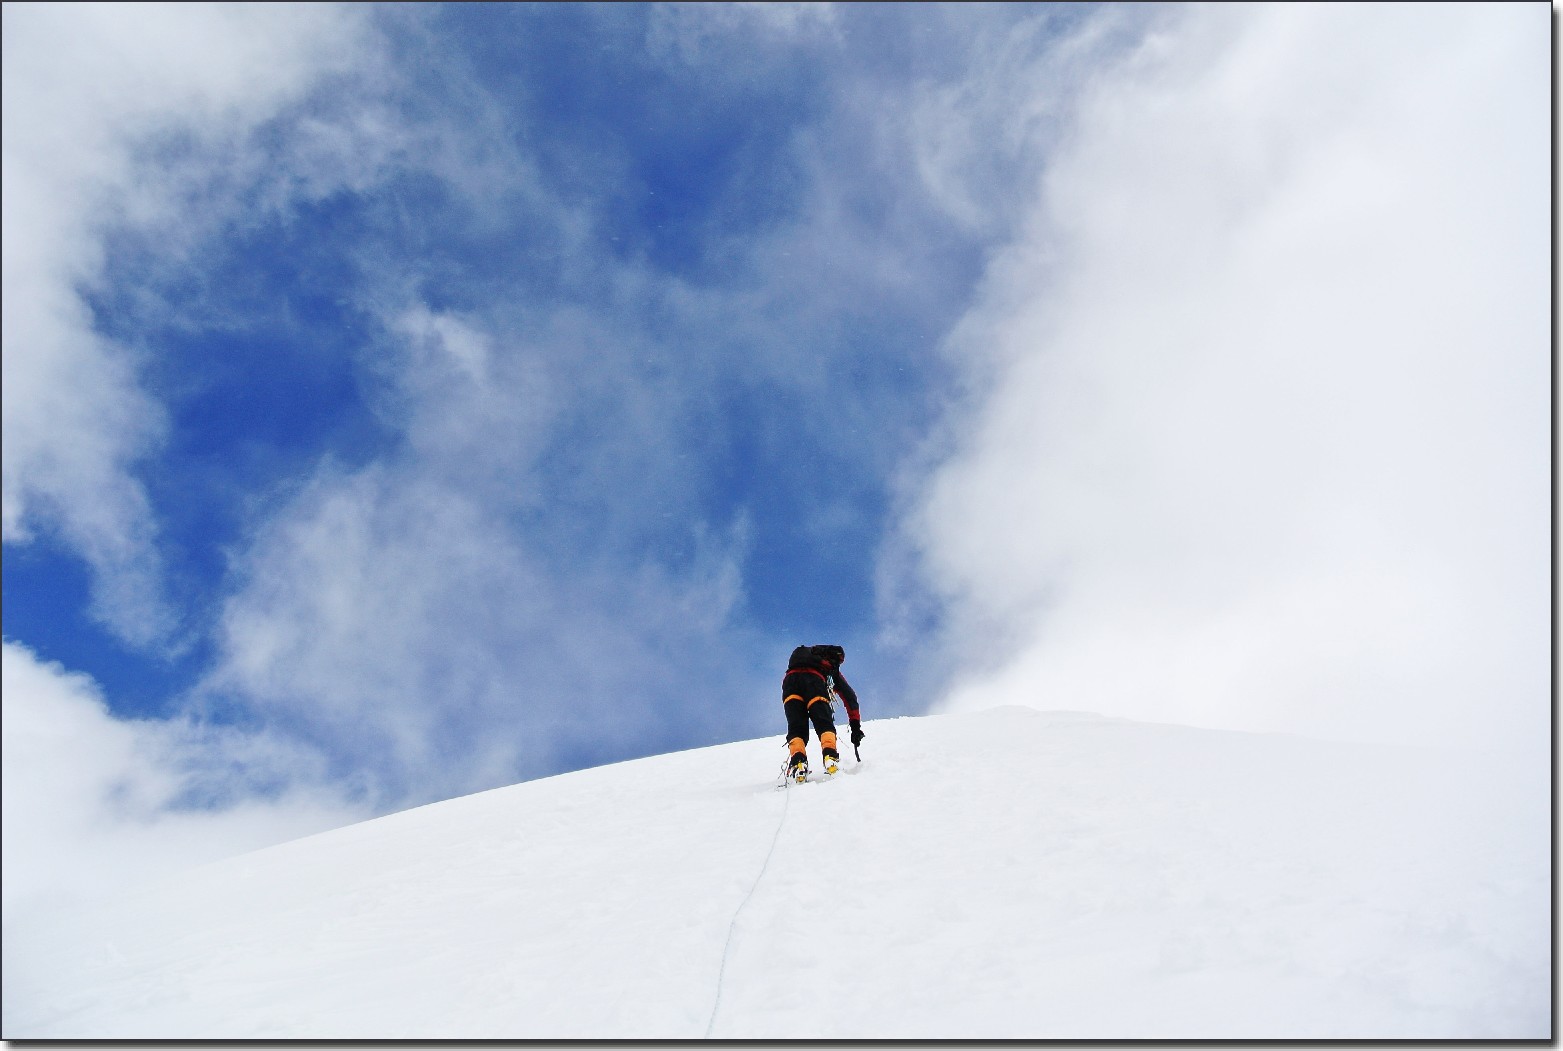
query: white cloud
[
  {"left": 899, "top": 5, "right": 1548, "bottom": 759},
  {"left": 904, "top": 5, "right": 1153, "bottom": 238},
  {"left": 1, "top": 2, "right": 373, "bottom": 645},
  {"left": 206, "top": 458, "right": 757, "bottom": 806},
  {"left": 202, "top": 305, "right": 763, "bottom": 806},
  {"left": 645, "top": 1, "right": 841, "bottom": 68},
  {"left": 0, "top": 640, "right": 365, "bottom": 936}
]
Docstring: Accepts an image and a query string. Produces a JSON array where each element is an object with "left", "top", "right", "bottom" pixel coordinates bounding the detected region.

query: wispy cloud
[
  {"left": 182, "top": 255, "right": 775, "bottom": 813},
  {"left": 1, "top": 2, "right": 374, "bottom": 646},
  {"left": 204, "top": 440, "right": 758, "bottom": 808},
  {"left": 645, "top": 0, "right": 842, "bottom": 69},
  {"left": 898, "top": 5, "right": 1548, "bottom": 758}
]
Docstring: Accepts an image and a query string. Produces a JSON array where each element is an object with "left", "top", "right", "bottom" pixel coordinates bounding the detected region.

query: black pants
[{"left": 783, "top": 670, "right": 838, "bottom": 763}]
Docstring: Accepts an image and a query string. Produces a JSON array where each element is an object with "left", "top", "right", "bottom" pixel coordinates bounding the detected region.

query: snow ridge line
[{"left": 703, "top": 780, "right": 793, "bottom": 1039}]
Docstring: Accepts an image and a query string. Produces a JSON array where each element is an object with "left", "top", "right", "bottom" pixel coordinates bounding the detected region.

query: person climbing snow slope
[{"left": 781, "top": 644, "right": 863, "bottom": 783}]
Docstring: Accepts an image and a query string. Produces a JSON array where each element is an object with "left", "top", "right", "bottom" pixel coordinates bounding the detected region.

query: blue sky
[{"left": 1, "top": 4, "right": 1548, "bottom": 916}]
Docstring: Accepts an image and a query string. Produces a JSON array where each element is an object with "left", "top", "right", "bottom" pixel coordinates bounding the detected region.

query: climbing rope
[{"left": 703, "top": 776, "right": 793, "bottom": 1038}]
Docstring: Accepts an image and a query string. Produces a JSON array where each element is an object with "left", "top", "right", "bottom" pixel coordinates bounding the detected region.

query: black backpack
[{"left": 788, "top": 644, "right": 844, "bottom": 672}]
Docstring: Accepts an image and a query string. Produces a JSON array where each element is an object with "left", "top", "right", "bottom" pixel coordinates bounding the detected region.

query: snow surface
[{"left": 2, "top": 707, "right": 1549, "bottom": 1040}]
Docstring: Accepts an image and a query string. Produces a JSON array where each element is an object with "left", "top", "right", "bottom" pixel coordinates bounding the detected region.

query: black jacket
[{"left": 786, "top": 645, "right": 860, "bottom": 722}]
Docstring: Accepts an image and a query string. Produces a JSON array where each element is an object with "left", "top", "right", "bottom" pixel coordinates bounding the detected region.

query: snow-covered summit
[{"left": 2, "top": 707, "right": 1548, "bottom": 1039}]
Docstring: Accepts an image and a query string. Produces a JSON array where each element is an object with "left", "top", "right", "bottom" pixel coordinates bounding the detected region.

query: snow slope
[{"left": 2, "top": 707, "right": 1549, "bottom": 1040}]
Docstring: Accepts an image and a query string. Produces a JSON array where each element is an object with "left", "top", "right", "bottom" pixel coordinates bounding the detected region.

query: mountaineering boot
[
  {"left": 820, "top": 731, "right": 840, "bottom": 777},
  {"left": 789, "top": 753, "right": 809, "bottom": 784}
]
